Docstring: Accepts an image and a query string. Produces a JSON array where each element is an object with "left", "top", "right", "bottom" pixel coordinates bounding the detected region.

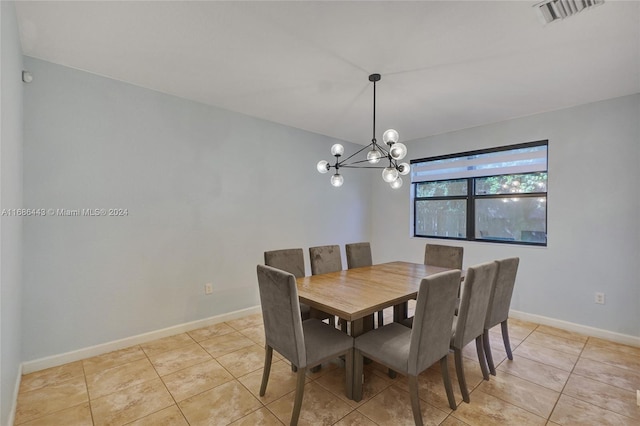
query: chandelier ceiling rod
[
  {"left": 316, "top": 73, "right": 410, "bottom": 189},
  {"left": 371, "top": 73, "right": 378, "bottom": 145}
]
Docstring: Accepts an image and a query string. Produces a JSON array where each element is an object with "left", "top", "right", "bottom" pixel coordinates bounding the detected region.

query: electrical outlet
[
  {"left": 594, "top": 292, "right": 605, "bottom": 304},
  {"left": 205, "top": 283, "right": 213, "bottom": 295}
]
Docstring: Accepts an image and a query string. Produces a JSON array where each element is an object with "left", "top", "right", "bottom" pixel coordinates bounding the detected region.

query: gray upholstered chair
[
  {"left": 257, "top": 265, "right": 353, "bottom": 426},
  {"left": 424, "top": 243, "right": 464, "bottom": 269},
  {"left": 425, "top": 243, "right": 465, "bottom": 314},
  {"left": 265, "top": 249, "right": 334, "bottom": 374},
  {"left": 264, "top": 248, "right": 306, "bottom": 278},
  {"left": 345, "top": 242, "right": 383, "bottom": 327},
  {"left": 309, "top": 245, "right": 343, "bottom": 329},
  {"left": 309, "top": 244, "right": 343, "bottom": 275},
  {"left": 345, "top": 242, "right": 373, "bottom": 269},
  {"left": 450, "top": 261, "right": 498, "bottom": 403},
  {"left": 483, "top": 257, "right": 520, "bottom": 375},
  {"left": 264, "top": 249, "right": 310, "bottom": 320},
  {"left": 391, "top": 243, "right": 464, "bottom": 324},
  {"left": 353, "top": 270, "right": 461, "bottom": 425}
]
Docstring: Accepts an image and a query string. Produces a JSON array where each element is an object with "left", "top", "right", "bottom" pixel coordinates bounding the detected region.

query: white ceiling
[{"left": 14, "top": 1, "right": 640, "bottom": 145}]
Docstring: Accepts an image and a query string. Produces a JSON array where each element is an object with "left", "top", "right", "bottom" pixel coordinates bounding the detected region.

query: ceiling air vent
[{"left": 534, "top": 0, "right": 604, "bottom": 24}]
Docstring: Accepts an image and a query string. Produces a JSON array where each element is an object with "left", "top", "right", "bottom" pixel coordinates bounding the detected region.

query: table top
[{"left": 296, "top": 261, "right": 455, "bottom": 322}]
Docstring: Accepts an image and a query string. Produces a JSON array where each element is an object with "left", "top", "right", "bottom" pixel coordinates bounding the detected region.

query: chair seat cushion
[
  {"left": 354, "top": 323, "right": 411, "bottom": 374},
  {"left": 303, "top": 319, "right": 353, "bottom": 367}
]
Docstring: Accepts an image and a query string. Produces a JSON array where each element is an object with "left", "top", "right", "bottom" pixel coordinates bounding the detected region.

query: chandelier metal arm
[
  {"left": 374, "top": 140, "right": 390, "bottom": 156},
  {"left": 336, "top": 140, "right": 397, "bottom": 169},
  {"left": 341, "top": 155, "right": 399, "bottom": 168},
  {"left": 340, "top": 158, "right": 398, "bottom": 169},
  {"left": 335, "top": 142, "right": 372, "bottom": 166},
  {"left": 340, "top": 165, "right": 388, "bottom": 169}
]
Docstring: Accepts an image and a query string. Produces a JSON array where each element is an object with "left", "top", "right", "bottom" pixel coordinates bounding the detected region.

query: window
[{"left": 411, "top": 141, "right": 548, "bottom": 245}]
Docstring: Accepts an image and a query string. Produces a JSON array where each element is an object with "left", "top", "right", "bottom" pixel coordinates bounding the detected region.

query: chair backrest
[
  {"left": 485, "top": 257, "right": 519, "bottom": 329},
  {"left": 408, "top": 270, "right": 461, "bottom": 376},
  {"left": 256, "top": 265, "right": 306, "bottom": 367},
  {"left": 309, "top": 245, "right": 343, "bottom": 275},
  {"left": 424, "top": 244, "right": 464, "bottom": 269},
  {"left": 453, "top": 261, "right": 498, "bottom": 348},
  {"left": 264, "top": 248, "right": 305, "bottom": 278},
  {"left": 345, "top": 242, "right": 373, "bottom": 269}
]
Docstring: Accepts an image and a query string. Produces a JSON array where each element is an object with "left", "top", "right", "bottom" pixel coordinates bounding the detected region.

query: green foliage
[
  {"left": 416, "top": 179, "right": 467, "bottom": 197},
  {"left": 414, "top": 172, "right": 548, "bottom": 242},
  {"left": 476, "top": 172, "right": 547, "bottom": 195}
]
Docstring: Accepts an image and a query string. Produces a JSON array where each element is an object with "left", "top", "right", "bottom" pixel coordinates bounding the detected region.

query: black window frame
[{"left": 411, "top": 140, "right": 548, "bottom": 246}]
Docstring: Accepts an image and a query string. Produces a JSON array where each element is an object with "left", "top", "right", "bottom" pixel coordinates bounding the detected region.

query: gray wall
[
  {"left": 371, "top": 93, "right": 640, "bottom": 338},
  {"left": 0, "top": 2, "right": 24, "bottom": 424},
  {"left": 22, "top": 57, "right": 372, "bottom": 361}
]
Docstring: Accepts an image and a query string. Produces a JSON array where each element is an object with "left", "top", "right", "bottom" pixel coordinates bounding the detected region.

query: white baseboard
[
  {"left": 21, "top": 305, "right": 261, "bottom": 374},
  {"left": 510, "top": 309, "right": 640, "bottom": 347},
  {"left": 20, "top": 305, "right": 639, "bottom": 376},
  {"left": 8, "top": 363, "right": 22, "bottom": 426}
]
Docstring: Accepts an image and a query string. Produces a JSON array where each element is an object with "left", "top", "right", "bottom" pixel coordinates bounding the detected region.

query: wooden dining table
[{"left": 296, "top": 261, "right": 457, "bottom": 338}]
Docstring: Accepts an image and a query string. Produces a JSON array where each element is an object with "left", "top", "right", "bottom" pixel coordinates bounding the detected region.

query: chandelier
[{"left": 316, "top": 74, "right": 410, "bottom": 189}]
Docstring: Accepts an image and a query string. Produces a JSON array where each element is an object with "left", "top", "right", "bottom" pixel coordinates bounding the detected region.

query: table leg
[
  {"left": 349, "top": 317, "right": 363, "bottom": 401},
  {"left": 363, "top": 314, "right": 374, "bottom": 334},
  {"left": 347, "top": 315, "right": 377, "bottom": 400},
  {"left": 393, "top": 301, "right": 409, "bottom": 322},
  {"left": 350, "top": 318, "right": 364, "bottom": 338}
]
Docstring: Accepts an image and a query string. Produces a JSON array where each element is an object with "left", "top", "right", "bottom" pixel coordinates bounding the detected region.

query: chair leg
[
  {"left": 290, "top": 368, "right": 306, "bottom": 426},
  {"left": 259, "top": 346, "right": 273, "bottom": 396},
  {"left": 377, "top": 310, "right": 384, "bottom": 328},
  {"left": 353, "top": 348, "right": 364, "bottom": 402},
  {"left": 440, "top": 356, "right": 456, "bottom": 410},
  {"left": 483, "top": 329, "right": 496, "bottom": 376},
  {"left": 475, "top": 335, "right": 490, "bottom": 381},
  {"left": 408, "top": 375, "right": 424, "bottom": 426},
  {"left": 344, "top": 348, "right": 354, "bottom": 400},
  {"left": 454, "top": 348, "right": 470, "bottom": 403},
  {"left": 501, "top": 320, "right": 513, "bottom": 360}
]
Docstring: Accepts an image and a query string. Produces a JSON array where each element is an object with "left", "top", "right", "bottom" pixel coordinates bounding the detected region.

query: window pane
[
  {"left": 475, "top": 197, "right": 547, "bottom": 243},
  {"left": 475, "top": 172, "right": 547, "bottom": 195},
  {"left": 416, "top": 179, "right": 467, "bottom": 197},
  {"left": 415, "top": 200, "right": 467, "bottom": 237},
  {"left": 412, "top": 144, "right": 547, "bottom": 182}
]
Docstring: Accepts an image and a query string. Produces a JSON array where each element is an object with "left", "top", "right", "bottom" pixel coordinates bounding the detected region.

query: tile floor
[{"left": 14, "top": 311, "right": 640, "bottom": 425}]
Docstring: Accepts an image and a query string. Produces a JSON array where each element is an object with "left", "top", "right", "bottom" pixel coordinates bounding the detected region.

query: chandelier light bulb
[
  {"left": 389, "top": 142, "right": 407, "bottom": 160},
  {"left": 398, "top": 162, "right": 410, "bottom": 175},
  {"left": 390, "top": 176, "right": 403, "bottom": 189},
  {"left": 317, "top": 160, "right": 330, "bottom": 174},
  {"left": 330, "top": 173, "right": 344, "bottom": 187},
  {"left": 382, "top": 167, "right": 399, "bottom": 183},
  {"left": 382, "top": 129, "right": 399, "bottom": 145},
  {"left": 367, "top": 149, "right": 382, "bottom": 164},
  {"left": 330, "top": 144, "right": 344, "bottom": 157}
]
